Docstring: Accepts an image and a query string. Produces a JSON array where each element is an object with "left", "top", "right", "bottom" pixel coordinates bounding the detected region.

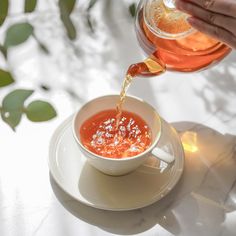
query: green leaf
[
  {"left": 2, "top": 89, "right": 33, "bottom": 110},
  {"left": 0, "top": 69, "right": 14, "bottom": 87},
  {"left": 59, "top": 0, "right": 77, "bottom": 40},
  {"left": 1, "top": 109, "right": 22, "bottom": 131},
  {"left": 4, "top": 22, "right": 34, "bottom": 48},
  {"left": 1, "top": 89, "right": 33, "bottom": 130},
  {"left": 87, "top": 0, "right": 97, "bottom": 11},
  {"left": 26, "top": 100, "right": 57, "bottom": 122},
  {"left": 129, "top": 3, "right": 136, "bottom": 18},
  {"left": 24, "top": 0, "right": 37, "bottom": 13},
  {"left": 0, "top": 0, "right": 8, "bottom": 26},
  {"left": 61, "top": 14, "right": 76, "bottom": 40},
  {"left": 59, "top": 0, "right": 76, "bottom": 15},
  {"left": 59, "top": 10, "right": 76, "bottom": 40}
]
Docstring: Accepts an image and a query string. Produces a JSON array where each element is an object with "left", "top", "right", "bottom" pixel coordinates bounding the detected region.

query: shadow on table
[
  {"left": 193, "top": 52, "right": 236, "bottom": 124},
  {"left": 50, "top": 121, "right": 236, "bottom": 236},
  {"left": 50, "top": 173, "right": 181, "bottom": 235}
]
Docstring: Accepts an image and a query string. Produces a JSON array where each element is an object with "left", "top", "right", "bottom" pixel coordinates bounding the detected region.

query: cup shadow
[{"left": 50, "top": 121, "right": 236, "bottom": 236}]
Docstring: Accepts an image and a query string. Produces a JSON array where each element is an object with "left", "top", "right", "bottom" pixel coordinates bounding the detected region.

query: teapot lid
[{"left": 144, "top": 0, "right": 195, "bottom": 39}]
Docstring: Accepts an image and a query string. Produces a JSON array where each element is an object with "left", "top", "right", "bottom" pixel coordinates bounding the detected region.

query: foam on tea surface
[{"left": 80, "top": 109, "right": 152, "bottom": 158}]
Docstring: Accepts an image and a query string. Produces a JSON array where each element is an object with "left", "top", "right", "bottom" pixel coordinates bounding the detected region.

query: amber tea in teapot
[{"left": 135, "top": 0, "right": 231, "bottom": 72}]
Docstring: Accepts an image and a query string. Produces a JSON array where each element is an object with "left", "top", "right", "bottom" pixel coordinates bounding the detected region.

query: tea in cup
[{"left": 73, "top": 95, "right": 174, "bottom": 176}]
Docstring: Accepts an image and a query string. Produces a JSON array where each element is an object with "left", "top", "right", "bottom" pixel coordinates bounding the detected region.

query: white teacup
[{"left": 73, "top": 95, "right": 175, "bottom": 176}]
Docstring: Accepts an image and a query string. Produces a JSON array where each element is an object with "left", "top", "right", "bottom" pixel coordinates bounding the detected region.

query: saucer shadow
[
  {"left": 50, "top": 121, "right": 236, "bottom": 236},
  {"left": 50, "top": 172, "right": 182, "bottom": 235}
]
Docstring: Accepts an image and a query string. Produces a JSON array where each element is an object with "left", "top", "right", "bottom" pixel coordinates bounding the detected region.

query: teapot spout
[{"left": 127, "top": 54, "right": 166, "bottom": 77}]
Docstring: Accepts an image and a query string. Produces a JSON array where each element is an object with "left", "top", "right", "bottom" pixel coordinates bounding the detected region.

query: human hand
[{"left": 175, "top": 0, "right": 236, "bottom": 49}]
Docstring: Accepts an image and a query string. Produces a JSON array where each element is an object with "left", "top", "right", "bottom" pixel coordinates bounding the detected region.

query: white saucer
[{"left": 49, "top": 116, "right": 184, "bottom": 211}]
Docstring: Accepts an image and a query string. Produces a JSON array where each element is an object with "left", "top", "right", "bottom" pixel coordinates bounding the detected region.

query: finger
[
  {"left": 187, "top": 17, "right": 236, "bottom": 49},
  {"left": 175, "top": 0, "right": 236, "bottom": 36},
  {"left": 181, "top": 0, "right": 236, "bottom": 18}
]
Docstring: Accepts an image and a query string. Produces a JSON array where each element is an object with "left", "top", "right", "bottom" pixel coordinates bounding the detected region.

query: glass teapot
[{"left": 128, "top": 0, "right": 231, "bottom": 76}]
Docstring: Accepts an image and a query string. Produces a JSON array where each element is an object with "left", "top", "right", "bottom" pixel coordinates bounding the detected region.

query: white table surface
[{"left": 0, "top": 1, "right": 236, "bottom": 235}]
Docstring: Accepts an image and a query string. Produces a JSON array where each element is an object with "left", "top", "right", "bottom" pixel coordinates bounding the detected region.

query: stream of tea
[{"left": 115, "top": 56, "right": 166, "bottom": 126}]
